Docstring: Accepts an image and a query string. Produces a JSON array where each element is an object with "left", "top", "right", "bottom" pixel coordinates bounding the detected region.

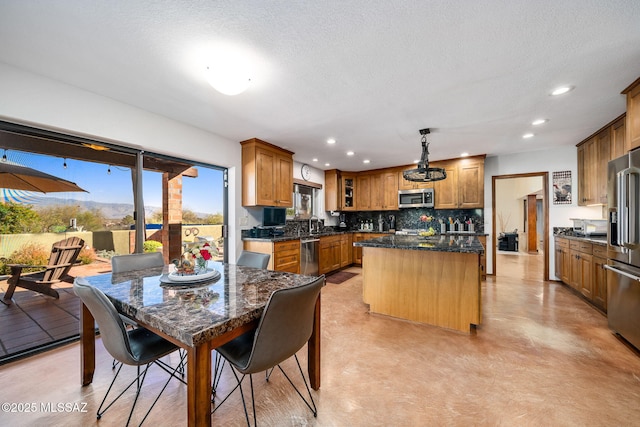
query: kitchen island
[{"left": 354, "top": 234, "right": 484, "bottom": 333}]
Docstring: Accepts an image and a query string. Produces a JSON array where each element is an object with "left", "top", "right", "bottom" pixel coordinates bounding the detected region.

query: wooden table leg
[
  {"left": 308, "top": 293, "right": 321, "bottom": 390},
  {"left": 187, "top": 343, "right": 212, "bottom": 427},
  {"left": 80, "top": 302, "right": 95, "bottom": 386}
]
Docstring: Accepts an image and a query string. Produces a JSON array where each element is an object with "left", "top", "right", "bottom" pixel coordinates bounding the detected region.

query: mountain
[{"left": 31, "top": 197, "right": 161, "bottom": 220}]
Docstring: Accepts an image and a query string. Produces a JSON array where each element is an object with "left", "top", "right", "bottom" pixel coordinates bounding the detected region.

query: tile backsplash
[{"left": 343, "top": 208, "right": 484, "bottom": 233}]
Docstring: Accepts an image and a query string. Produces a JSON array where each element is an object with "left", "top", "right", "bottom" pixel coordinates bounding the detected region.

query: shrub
[
  {"left": 0, "top": 257, "right": 10, "bottom": 275},
  {"left": 78, "top": 246, "right": 97, "bottom": 265},
  {"left": 9, "top": 242, "right": 50, "bottom": 272},
  {"left": 143, "top": 240, "right": 163, "bottom": 253}
]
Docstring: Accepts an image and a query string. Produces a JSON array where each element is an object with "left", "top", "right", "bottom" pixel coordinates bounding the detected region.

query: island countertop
[{"left": 353, "top": 234, "right": 485, "bottom": 254}]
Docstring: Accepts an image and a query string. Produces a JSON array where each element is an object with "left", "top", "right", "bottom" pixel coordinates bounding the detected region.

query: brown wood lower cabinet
[
  {"left": 352, "top": 233, "right": 387, "bottom": 265},
  {"left": 319, "top": 235, "right": 342, "bottom": 275},
  {"left": 555, "top": 237, "right": 606, "bottom": 313},
  {"left": 242, "top": 239, "right": 300, "bottom": 274}
]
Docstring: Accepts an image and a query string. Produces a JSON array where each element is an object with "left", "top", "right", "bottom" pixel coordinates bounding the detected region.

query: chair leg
[
  {"left": 1, "top": 283, "right": 17, "bottom": 305},
  {"left": 212, "top": 352, "right": 226, "bottom": 396},
  {"left": 276, "top": 355, "right": 317, "bottom": 417}
]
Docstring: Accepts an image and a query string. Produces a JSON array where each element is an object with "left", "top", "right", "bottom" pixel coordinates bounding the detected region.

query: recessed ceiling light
[
  {"left": 550, "top": 86, "right": 574, "bottom": 96},
  {"left": 346, "top": 151, "right": 355, "bottom": 156},
  {"left": 461, "top": 152, "right": 469, "bottom": 157},
  {"left": 363, "top": 159, "right": 370, "bottom": 164},
  {"left": 327, "top": 138, "right": 336, "bottom": 145},
  {"left": 325, "top": 163, "right": 330, "bottom": 166},
  {"left": 312, "top": 158, "right": 318, "bottom": 162},
  {"left": 413, "top": 159, "right": 420, "bottom": 164},
  {"left": 532, "top": 119, "right": 548, "bottom": 126},
  {"left": 522, "top": 133, "right": 535, "bottom": 139}
]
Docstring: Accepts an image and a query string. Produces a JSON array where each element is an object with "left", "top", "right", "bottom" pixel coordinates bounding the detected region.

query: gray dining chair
[
  {"left": 211, "top": 250, "right": 272, "bottom": 391},
  {"left": 212, "top": 276, "right": 324, "bottom": 426},
  {"left": 111, "top": 252, "right": 164, "bottom": 273},
  {"left": 74, "top": 278, "right": 186, "bottom": 427},
  {"left": 237, "top": 251, "right": 270, "bottom": 269}
]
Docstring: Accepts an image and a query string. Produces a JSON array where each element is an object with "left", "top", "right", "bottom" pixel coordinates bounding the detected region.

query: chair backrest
[
  {"left": 237, "top": 251, "right": 270, "bottom": 269},
  {"left": 241, "top": 276, "right": 324, "bottom": 373},
  {"left": 73, "top": 277, "right": 138, "bottom": 365},
  {"left": 42, "top": 236, "right": 85, "bottom": 282},
  {"left": 111, "top": 252, "right": 164, "bottom": 273}
]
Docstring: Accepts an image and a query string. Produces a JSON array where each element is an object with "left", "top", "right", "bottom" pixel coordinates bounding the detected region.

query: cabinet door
[
  {"left": 578, "top": 253, "right": 593, "bottom": 299},
  {"left": 555, "top": 247, "right": 563, "bottom": 280},
  {"left": 561, "top": 247, "right": 571, "bottom": 284},
  {"left": 318, "top": 238, "right": 333, "bottom": 275},
  {"left": 352, "top": 233, "right": 363, "bottom": 265},
  {"left": 611, "top": 118, "right": 626, "bottom": 160},
  {"left": 275, "top": 154, "right": 293, "bottom": 207},
  {"left": 369, "top": 173, "right": 383, "bottom": 210},
  {"left": 569, "top": 249, "right": 581, "bottom": 289},
  {"left": 597, "top": 130, "right": 610, "bottom": 205},
  {"left": 626, "top": 82, "right": 640, "bottom": 151},
  {"left": 458, "top": 161, "right": 484, "bottom": 208},
  {"left": 342, "top": 175, "right": 357, "bottom": 211},
  {"left": 398, "top": 166, "right": 415, "bottom": 190},
  {"left": 340, "top": 234, "right": 353, "bottom": 267},
  {"left": 382, "top": 171, "right": 399, "bottom": 210},
  {"left": 324, "top": 170, "right": 340, "bottom": 211},
  {"left": 357, "top": 174, "right": 371, "bottom": 210},
  {"left": 592, "top": 256, "right": 607, "bottom": 312},
  {"left": 434, "top": 162, "right": 458, "bottom": 209},
  {"left": 255, "top": 148, "right": 277, "bottom": 206},
  {"left": 577, "top": 139, "right": 597, "bottom": 206}
]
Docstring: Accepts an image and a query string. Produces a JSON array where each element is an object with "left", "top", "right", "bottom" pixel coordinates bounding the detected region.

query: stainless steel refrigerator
[{"left": 606, "top": 150, "right": 640, "bottom": 351}]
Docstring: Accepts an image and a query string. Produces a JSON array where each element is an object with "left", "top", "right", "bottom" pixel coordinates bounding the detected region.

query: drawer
[
  {"left": 555, "top": 238, "right": 569, "bottom": 249},
  {"left": 592, "top": 244, "right": 607, "bottom": 258},
  {"left": 274, "top": 240, "right": 300, "bottom": 252},
  {"left": 569, "top": 240, "right": 592, "bottom": 254},
  {"left": 320, "top": 235, "right": 342, "bottom": 246}
]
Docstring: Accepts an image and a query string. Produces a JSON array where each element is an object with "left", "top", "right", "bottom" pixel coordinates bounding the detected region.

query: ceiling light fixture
[
  {"left": 347, "top": 151, "right": 355, "bottom": 156},
  {"left": 363, "top": 159, "right": 370, "bottom": 164},
  {"left": 403, "top": 128, "right": 447, "bottom": 182},
  {"left": 325, "top": 163, "right": 330, "bottom": 166},
  {"left": 461, "top": 152, "right": 469, "bottom": 157},
  {"left": 532, "top": 119, "right": 548, "bottom": 126},
  {"left": 1, "top": 149, "right": 7, "bottom": 162},
  {"left": 206, "top": 64, "right": 251, "bottom": 95},
  {"left": 523, "top": 133, "right": 534, "bottom": 139},
  {"left": 312, "top": 158, "right": 318, "bottom": 162},
  {"left": 327, "top": 138, "right": 336, "bottom": 145},
  {"left": 63, "top": 158, "right": 67, "bottom": 169},
  {"left": 550, "top": 86, "right": 574, "bottom": 96}
]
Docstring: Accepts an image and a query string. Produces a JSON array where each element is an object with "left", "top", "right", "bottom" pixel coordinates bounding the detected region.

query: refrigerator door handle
[
  {"left": 604, "top": 264, "right": 640, "bottom": 282},
  {"left": 617, "top": 169, "right": 629, "bottom": 247},
  {"left": 617, "top": 168, "right": 640, "bottom": 247}
]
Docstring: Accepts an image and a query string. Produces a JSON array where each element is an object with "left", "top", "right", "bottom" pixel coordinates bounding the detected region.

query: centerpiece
[{"left": 172, "top": 242, "right": 218, "bottom": 275}]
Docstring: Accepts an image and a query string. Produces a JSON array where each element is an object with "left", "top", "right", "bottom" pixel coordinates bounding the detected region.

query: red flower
[{"left": 200, "top": 243, "right": 212, "bottom": 260}]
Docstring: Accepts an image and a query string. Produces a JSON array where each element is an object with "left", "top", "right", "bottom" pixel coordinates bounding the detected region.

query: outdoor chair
[
  {"left": 212, "top": 276, "right": 324, "bottom": 426},
  {"left": 74, "top": 277, "right": 186, "bottom": 426},
  {"left": 1, "top": 236, "right": 84, "bottom": 305}
]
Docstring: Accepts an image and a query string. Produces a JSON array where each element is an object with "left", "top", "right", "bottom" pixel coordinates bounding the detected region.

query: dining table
[{"left": 77, "top": 261, "right": 323, "bottom": 427}]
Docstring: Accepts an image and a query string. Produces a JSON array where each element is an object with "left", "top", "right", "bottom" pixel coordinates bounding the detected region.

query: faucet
[{"left": 309, "top": 215, "right": 319, "bottom": 234}]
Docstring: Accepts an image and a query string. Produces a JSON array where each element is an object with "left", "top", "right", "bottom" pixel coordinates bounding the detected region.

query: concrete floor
[{"left": 0, "top": 253, "right": 639, "bottom": 426}]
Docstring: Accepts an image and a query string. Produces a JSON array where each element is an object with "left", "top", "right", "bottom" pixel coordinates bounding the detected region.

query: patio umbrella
[{"left": 0, "top": 162, "right": 87, "bottom": 193}]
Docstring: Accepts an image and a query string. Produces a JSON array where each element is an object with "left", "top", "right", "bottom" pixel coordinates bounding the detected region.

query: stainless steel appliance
[
  {"left": 570, "top": 218, "right": 607, "bottom": 236},
  {"left": 605, "top": 150, "right": 640, "bottom": 350},
  {"left": 398, "top": 188, "right": 434, "bottom": 208},
  {"left": 301, "top": 238, "right": 319, "bottom": 275}
]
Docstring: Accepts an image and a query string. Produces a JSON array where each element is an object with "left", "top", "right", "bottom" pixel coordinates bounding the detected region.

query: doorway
[{"left": 492, "top": 172, "right": 549, "bottom": 281}]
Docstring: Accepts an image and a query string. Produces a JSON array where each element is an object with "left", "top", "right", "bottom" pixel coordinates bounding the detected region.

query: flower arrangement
[{"left": 173, "top": 242, "right": 218, "bottom": 275}]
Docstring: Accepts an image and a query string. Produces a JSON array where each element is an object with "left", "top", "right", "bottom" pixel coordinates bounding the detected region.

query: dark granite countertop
[
  {"left": 79, "top": 262, "right": 321, "bottom": 347},
  {"left": 353, "top": 234, "right": 485, "bottom": 254},
  {"left": 554, "top": 233, "right": 607, "bottom": 246},
  {"left": 242, "top": 230, "right": 395, "bottom": 242}
]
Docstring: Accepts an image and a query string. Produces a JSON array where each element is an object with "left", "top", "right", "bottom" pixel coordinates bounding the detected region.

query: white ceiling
[{"left": 2, "top": 1, "right": 640, "bottom": 171}]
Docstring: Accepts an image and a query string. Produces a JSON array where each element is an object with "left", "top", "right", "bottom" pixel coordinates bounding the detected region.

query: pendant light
[{"left": 403, "top": 128, "right": 446, "bottom": 182}]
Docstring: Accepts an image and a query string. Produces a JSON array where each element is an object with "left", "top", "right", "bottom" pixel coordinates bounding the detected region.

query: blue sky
[{"left": 2, "top": 150, "right": 224, "bottom": 215}]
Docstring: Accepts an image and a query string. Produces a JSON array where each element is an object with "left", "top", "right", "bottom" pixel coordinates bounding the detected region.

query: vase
[{"left": 196, "top": 257, "right": 208, "bottom": 274}]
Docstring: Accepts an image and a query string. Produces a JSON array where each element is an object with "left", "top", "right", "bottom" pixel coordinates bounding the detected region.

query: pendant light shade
[{"left": 403, "top": 129, "right": 446, "bottom": 182}]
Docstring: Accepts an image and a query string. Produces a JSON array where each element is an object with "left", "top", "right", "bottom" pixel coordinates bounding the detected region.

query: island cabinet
[
  {"left": 433, "top": 156, "right": 485, "bottom": 209},
  {"left": 242, "top": 239, "right": 300, "bottom": 273},
  {"left": 241, "top": 138, "right": 294, "bottom": 207},
  {"left": 623, "top": 76, "right": 640, "bottom": 151}
]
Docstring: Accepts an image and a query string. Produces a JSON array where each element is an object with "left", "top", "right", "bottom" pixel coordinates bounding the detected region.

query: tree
[
  {"left": 0, "top": 203, "right": 41, "bottom": 233},
  {"left": 203, "top": 212, "right": 224, "bottom": 225},
  {"left": 35, "top": 205, "right": 106, "bottom": 232},
  {"left": 182, "top": 209, "right": 199, "bottom": 224}
]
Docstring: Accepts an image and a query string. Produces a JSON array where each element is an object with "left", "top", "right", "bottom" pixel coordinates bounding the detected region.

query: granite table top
[
  {"left": 78, "top": 262, "right": 322, "bottom": 347},
  {"left": 353, "top": 234, "right": 485, "bottom": 254}
]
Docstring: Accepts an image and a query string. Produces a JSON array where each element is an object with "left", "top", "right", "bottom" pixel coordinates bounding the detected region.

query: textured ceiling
[{"left": 1, "top": 0, "right": 640, "bottom": 171}]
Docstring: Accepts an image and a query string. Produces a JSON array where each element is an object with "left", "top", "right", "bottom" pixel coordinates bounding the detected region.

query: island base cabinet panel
[{"left": 362, "top": 247, "right": 480, "bottom": 333}]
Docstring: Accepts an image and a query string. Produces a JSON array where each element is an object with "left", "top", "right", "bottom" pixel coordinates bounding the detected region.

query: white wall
[
  {"left": 485, "top": 147, "right": 603, "bottom": 278},
  {"left": 0, "top": 63, "right": 245, "bottom": 260}
]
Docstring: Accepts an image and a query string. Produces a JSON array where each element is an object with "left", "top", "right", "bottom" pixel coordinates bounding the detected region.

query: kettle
[{"left": 389, "top": 215, "right": 396, "bottom": 231}]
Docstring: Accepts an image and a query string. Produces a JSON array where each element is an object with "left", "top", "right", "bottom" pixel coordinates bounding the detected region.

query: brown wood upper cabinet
[
  {"left": 241, "top": 138, "right": 294, "bottom": 207},
  {"left": 398, "top": 165, "right": 434, "bottom": 190},
  {"left": 325, "top": 170, "right": 356, "bottom": 211},
  {"left": 433, "top": 156, "right": 485, "bottom": 209},
  {"left": 623, "top": 76, "right": 640, "bottom": 151}
]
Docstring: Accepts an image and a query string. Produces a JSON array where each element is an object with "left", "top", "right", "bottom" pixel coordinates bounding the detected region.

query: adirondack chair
[{"left": 1, "top": 236, "right": 85, "bottom": 305}]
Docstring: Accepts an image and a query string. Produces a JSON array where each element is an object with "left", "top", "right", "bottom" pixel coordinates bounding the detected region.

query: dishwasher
[{"left": 300, "top": 237, "right": 319, "bottom": 275}]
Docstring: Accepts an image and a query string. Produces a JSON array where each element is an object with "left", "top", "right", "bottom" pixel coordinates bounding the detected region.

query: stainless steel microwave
[{"left": 398, "top": 188, "right": 434, "bottom": 208}]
